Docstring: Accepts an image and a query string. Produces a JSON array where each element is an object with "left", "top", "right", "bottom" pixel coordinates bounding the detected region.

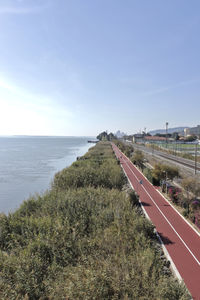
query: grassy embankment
[{"left": 0, "top": 142, "right": 190, "bottom": 299}]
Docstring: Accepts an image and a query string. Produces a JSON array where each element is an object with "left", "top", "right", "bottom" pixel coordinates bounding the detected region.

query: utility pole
[
  {"left": 195, "top": 143, "right": 198, "bottom": 175},
  {"left": 166, "top": 122, "right": 168, "bottom": 148},
  {"left": 175, "top": 141, "right": 177, "bottom": 156}
]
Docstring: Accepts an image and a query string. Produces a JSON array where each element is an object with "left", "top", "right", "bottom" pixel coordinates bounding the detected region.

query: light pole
[
  {"left": 195, "top": 143, "right": 198, "bottom": 175},
  {"left": 166, "top": 122, "right": 168, "bottom": 149},
  {"left": 152, "top": 143, "right": 154, "bottom": 156},
  {"left": 175, "top": 141, "right": 177, "bottom": 156}
]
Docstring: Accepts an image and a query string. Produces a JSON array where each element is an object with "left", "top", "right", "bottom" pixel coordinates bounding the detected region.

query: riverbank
[{"left": 0, "top": 142, "right": 190, "bottom": 299}]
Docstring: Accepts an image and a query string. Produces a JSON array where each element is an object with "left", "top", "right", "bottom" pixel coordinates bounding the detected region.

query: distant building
[
  {"left": 115, "top": 130, "right": 126, "bottom": 138},
  {"left": 144, "top": 136, "right": 167, "bottom": 143},
  {"left": 184, "top": 125, "right": 200, "bottom": 138},
  {"left": 133, "top": 134, "right": 144, "bottom": 143}
]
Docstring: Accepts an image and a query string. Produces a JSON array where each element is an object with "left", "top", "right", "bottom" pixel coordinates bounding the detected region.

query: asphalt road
[{"left": 112, "top": 143, "right": 200, "bottom": 300}]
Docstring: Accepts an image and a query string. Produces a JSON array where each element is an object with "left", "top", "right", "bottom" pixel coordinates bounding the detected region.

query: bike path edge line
[{"left": 119, "top": 159, "right": 183, "bottom": 283}]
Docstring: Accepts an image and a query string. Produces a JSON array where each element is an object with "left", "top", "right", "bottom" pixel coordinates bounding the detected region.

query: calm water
[{"left": 0, "top": 136, "right": 93, "bottom": 214}]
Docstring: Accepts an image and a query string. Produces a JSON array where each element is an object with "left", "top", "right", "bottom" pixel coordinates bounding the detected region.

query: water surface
[{"left": 0, "top": 136, "right": 92, "bottom": 214}]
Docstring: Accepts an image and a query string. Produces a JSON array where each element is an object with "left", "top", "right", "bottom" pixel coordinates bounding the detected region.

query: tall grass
[{"left": 0, "top": 142, "right": 190, "bottom": 299}]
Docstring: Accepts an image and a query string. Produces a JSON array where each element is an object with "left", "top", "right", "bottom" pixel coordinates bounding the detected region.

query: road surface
[{"left": 112, "top": 143, "right": 200, "bottom": 300}]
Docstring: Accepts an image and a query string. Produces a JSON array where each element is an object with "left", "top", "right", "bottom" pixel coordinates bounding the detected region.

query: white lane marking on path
[
  {"left": 121, "top": 154, "right": 200, "bottom": 268},
  {"left": 114, "top": 143, "right": 200, "bottom": 239},
  {"left": 114, "top": 147, "right": 183, "bottom": 282}
]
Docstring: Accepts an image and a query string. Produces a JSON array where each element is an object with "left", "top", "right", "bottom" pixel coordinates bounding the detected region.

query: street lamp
[
  {"left": 195, "top": 143, "right": 198, "bottom": 175},
  {"left": 166, "top": 122, "right": 169, "bottom": 148}
]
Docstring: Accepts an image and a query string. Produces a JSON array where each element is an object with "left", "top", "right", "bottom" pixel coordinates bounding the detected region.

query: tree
[
  {"left": 185, "top": 135, "right": 197, "bottom": 142},
  {"left": 164, "top": 165, "right": 179, "bottom": 181},
  {"left": 108, "top": 132, "right": 115, "bottom": 141},
  {"left": 97, "top": 131, "right": 115, "bottom": 141},
  {"left": 124, "top": 144, "right": 134, "bottom": 158},
  {"left": 181, "top": 177, "right": 200, "bottom": 214},
  {"left": 131, "top": 150, "right": 144, "bottom": 169},
  {"left": 143, "top": 168, "right": 153, "bottom": 183},
  {"left": 171, "top": 132, "right": 179, "bottom": 140},
  {"left": 152, "top": 163, "right": 179, "bottom": 182},
  {"left": 96, "top": 131, "right": 108, "bottom": 141},
  {"left": 152, "top": 164, "right": 179, "bottom": 189}
]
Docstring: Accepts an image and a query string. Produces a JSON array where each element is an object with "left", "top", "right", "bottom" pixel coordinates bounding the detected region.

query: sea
[{"left": 0, "top": 136, "right": 93, "bottom": 214}]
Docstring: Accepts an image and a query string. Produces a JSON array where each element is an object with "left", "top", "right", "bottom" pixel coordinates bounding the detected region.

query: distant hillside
[{"left": 149, "top": 127, "right": 189, "bottom": 135}]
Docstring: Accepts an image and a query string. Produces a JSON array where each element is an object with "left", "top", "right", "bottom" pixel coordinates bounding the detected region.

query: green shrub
[
  {"left": 143, "top": 167, "right": 153, "bottom": 183},
  {"left": 52, "top": 143, "right": 126, "bottom": 191}
]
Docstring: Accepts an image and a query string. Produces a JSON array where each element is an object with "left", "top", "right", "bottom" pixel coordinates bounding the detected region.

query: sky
[{"left": 0, "top": 0, "right": 200, "bottom": 136}]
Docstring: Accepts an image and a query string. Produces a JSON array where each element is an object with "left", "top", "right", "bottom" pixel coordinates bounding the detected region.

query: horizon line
[{"left": 0, "top": 135, "right": 96, "bottom": 138}]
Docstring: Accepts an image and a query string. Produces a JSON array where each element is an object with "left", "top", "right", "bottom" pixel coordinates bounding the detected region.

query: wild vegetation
[
  {"left": 96, "top": 131, "right": 115, "bottom": 141},
  {"left": 180, "top": 177, "right": 200, "bottom": 224},
  {"left": 0, "top": 142, "right": 190, "bottom": 299},
  {"left": 152, "top": 163, "right": 179, "bottom": 184},
  {"left": 114, "top": 140, "right": 134, "bottom": 158},
  {"left": 147, "top": 143, "right": 200, "bottom": 163},
  {"left": 131, "top": 150, "right": 145, "bottom": 170},
  {"left": 142, "top": 161, "right": 200, "bottom": 226}
]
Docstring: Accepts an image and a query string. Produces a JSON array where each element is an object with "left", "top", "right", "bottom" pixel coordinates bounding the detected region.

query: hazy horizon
[{"left": 0, "top": 135, "right": 96, "bottom": 137}]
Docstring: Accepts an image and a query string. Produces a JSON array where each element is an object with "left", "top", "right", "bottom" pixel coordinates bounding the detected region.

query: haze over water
[{"left": 0, "top": 136, "right": 92, "bottom": 214}]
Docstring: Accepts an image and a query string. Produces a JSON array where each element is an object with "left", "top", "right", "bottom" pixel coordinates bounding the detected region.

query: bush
[
  {"left": 131, "top": 150, "right": 144, "bottom": 169},
  {"left": 52, "top": 143, "right": 126, "bottom": 191},
  {"left": 143, "top": 168, "right": 153, "bottom": 183},
  {"left": 129, "top": 190, "right": 140, "bottom": 207}
]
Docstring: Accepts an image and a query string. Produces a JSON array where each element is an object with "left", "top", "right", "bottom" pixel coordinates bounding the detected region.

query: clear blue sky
[{"left": 0, "top": 0, "right": 200, "bottom": 136}]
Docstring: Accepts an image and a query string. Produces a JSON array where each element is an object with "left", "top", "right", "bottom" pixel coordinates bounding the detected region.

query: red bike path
[{"left": 112, "top": 143, "right": 200, "bottom": 300}]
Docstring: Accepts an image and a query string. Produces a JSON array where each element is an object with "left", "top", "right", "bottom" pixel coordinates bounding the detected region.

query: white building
[{"left": 184, "top": 125, "right": 200, "bottom": 138}]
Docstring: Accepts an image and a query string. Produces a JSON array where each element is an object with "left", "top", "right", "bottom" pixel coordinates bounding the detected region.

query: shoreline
[{"left": 0, "top": 137, "right": 92, "bottom": 215}]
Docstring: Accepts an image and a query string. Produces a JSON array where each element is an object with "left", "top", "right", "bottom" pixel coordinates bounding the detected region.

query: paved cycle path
[{"left": 112, "top": 143, "right": 200, "bottom": 299}]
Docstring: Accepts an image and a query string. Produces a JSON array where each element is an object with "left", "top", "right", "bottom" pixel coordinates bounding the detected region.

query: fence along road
[{"left": 112, "top": 143, "right": 200, "bottom": 300}]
